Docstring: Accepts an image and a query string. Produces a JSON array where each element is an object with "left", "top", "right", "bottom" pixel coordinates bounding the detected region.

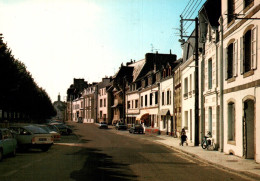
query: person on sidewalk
[{"left": 180, "top": 128, "right": 187, "bottom": 146}]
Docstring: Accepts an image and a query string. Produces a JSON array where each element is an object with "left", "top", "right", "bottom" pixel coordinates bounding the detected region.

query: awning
[{"left": 158, "top": 109, "right": 170, "bottom": 116}]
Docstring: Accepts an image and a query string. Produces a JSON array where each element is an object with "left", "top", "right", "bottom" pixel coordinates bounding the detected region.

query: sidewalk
[{"left": 150, "top": 134, "right": 260, "bottom": 179}]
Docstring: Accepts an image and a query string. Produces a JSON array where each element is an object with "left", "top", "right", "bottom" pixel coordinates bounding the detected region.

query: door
[{"left": 243, "top": 100, "right": 255, "bottom": 159}]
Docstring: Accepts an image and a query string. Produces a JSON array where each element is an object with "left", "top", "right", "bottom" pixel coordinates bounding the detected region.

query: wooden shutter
[
  {"left": 233, "top": 40, "right": 238, "bottom": 76},
  {"left": 252, "top": 25, "right": 258, "bottom": 70},
  {"left": 225, "top": 48, "right": 228, "bottom": 80},
  {"left": 240, "top": 36, "right": 244, "bottom": 74}
]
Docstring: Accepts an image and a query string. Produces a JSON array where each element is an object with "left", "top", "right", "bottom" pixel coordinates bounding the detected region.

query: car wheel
[{"left": 0, "top": 149, "right": 3, "bottom": 161}]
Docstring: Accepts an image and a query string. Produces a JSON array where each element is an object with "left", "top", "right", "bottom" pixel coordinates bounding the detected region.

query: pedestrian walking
[{"left": 180, "top": 128, "right": 187, "bottom": 146}]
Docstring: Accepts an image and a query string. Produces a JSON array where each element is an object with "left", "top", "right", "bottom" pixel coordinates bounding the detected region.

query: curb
[{"left": 147, "top": 136, "right": 260, "bottom": 181}]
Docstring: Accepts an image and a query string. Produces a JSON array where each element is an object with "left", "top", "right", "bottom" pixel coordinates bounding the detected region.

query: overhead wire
[
  {"left": 182, "top": 0, "right": 196, "bottom": 18},
  {"left": 181, "top": 0, "right": 193, "bottom": 17}
]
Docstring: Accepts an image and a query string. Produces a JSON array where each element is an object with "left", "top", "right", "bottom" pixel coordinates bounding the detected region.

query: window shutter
[
  {"left": 233, "top": 40, "right": 238, "bottom": 76},
  {"left": 240, "top": 36, "right": 244, "bottom": 74},
  {"left": 225, "top": 48, "right": 228, "bottom": 80},
  {"left": 252, "top": 25, "right": 257, "bottom": 70}
]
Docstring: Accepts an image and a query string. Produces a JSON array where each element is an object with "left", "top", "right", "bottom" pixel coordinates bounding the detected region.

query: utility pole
[{"left": 179, "top": 17, "right": 199, "bottom": 146}]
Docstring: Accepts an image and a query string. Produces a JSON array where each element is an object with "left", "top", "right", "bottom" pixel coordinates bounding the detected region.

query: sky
[{"left": 0, "top": 0, "right": 205, "bottom": 102}]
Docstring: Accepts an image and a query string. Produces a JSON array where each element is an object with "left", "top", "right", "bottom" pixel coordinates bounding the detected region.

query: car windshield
[
  {"left": 54, "top": 124, "right": 66, "bottom": 128},
  {"left": 118, "top": 123, "right": 125, "bottom": 125},
  {"left": 38, "top": 126, "right": 51, "bottom": 133},
  {"left": 25, "top": 125, "right": 48, "bottom": 134},
  {"left": 47, "top": 125, "right": 59, "bottom": 132}
]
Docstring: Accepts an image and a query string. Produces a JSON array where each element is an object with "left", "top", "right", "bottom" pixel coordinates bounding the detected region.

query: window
[
  {"left": 163, "top": 69, "right": 166, "bottom": 78},
  {"left": 208, "top": 59, "right": 212, "bottom": 89},
  {"left": 241, "top": 27, "right": 257, "bottom": 74},
  {"left": 135, "top": 99, "right": 138, "bottom": 108},
  {"left": 225, "top": 40, "right": 238, "bottom": 79},
  {"left": 208, "top": 107, "right": 212, "bottom": 134},
  {"left": 227, "top": 0, "right": 235, "bottom": 24},
  {"left": 100, "top": 99, "right": 103, "bottom": 107},
  {"left": 184, "top": 111, "right": 188, "bottom": 129},
  {"left": 244, "top": 0, "right": 253, "bottom": 9},
  {"left": 228, "top": 102, "right": 235, "bottom": 141},
  {"left": 150, "top": 93, "right": 153, "bottom": 106},
  {"left": 145, "top": 78, "right": 148, "bottom": 87},
  {"left": 162, "top": 92, "right": 165, "bottom": 105},
  {"left": 141, "top": 96, "right": 143, "bottom": 107},
  {"left": 189, "top": 74, "right": 192, "bottom": 92},
  {"left": 104, "top": 98, "right": 106, "bottom": 107},
  {"left": 245, "top": 30, "right": 252, "bottom": 72},
  {"left": 167, "top": 90, "right": 171, "bottom": 105},
  {"left": 127, "top": 101, "right": 130, "bottom": 109},
  {"left": 155, "top": 92, "right": 158, "bottom": 104},
  {"left": 100, "top": 111, "right": 102, "bottom": 118},
  {"left": 184, "top": 77, "right": 188, "bottom": 97},
  {"left": 145, "top": 95, "right": 147, "bottom": 107}
]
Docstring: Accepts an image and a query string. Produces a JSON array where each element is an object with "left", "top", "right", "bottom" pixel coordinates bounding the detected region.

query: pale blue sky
[{"left": 0, "top": 0, "right": 205, "bottom": 102}]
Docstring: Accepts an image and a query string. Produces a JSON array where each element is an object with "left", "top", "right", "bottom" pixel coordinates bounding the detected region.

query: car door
[{"left": 2, "top": 130, "right": 13, "bottom": 155}]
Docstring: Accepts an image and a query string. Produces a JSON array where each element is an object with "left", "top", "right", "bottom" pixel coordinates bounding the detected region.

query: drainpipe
[
  {"left": 200, "top": 46, "right": 205, "bottom": 143},
  {"left": 214, "top": 29, "right": 219, "bottom": 148},
  {"left": 219, "top": 16, "right": 224, "bottom": 152},
  {"left": 172, "top": 72, "right": 175, "bottom": 137}
]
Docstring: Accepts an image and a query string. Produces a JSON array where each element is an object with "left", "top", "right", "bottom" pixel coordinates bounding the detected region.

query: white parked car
[{"left": 9, "top": 125, "right": 53, "bottom": 152}]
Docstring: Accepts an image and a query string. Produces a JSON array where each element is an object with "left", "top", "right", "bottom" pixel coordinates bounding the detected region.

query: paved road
[{"left": 0, "top": 122, "right": 253, "bottom": 181}]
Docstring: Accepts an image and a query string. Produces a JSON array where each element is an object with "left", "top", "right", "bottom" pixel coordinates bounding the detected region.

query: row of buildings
[{"left": 65, "top": 0, "right": 260, "bottom": 163}]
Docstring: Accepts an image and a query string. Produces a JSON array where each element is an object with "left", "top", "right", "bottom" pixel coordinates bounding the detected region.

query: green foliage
[{"left": 0, "top": 38, "right": 56, "bottom": 121}]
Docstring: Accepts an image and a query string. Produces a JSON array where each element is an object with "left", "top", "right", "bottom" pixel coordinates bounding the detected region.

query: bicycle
[{"left": 201, "top": 132, "right": 215, "bottom": 150}]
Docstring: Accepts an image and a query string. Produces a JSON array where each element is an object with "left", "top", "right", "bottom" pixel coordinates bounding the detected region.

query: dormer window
[
  {"left": 227, "top": 0, "right": 235, "bottom": 24},
  {"left": 244, "top": 0, "right": 253, "bottom": 9}
]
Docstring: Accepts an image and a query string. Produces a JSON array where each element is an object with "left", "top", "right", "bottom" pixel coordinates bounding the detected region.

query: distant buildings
[
  {"left": 52, "top": 94, "right": 66, "bottom": 121},
  {"left": 65, "top": 0, "right": 260, "bottom": 163}
]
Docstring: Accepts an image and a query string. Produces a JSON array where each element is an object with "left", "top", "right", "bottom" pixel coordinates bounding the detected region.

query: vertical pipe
[
  {"left": 219, "top": 16, "right": 224, "bottom": 152},
  {"left": 195, "top": 17, "right": 199, "bottom": 146}
]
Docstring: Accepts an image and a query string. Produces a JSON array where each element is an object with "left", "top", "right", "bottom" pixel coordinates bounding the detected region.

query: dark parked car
[
  {"left": 129, "top": 124, "right": 144, "bottom": 134},
  {"left": 115, "top": 122, "right": 128, "bottom": 130},
  {"left": 0, "top": 128, "right": 17, "bottom": 161},
  {"left": 49, "top": 123, "right": 72, "bottom": 135},
  {"left": 99, "top": 122, "right": 108, "bottom": 129}
]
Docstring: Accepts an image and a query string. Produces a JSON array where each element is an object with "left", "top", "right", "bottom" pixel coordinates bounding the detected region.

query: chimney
[
  {"left": 170, "top": 49, "right": 172, "bottom": 54},
  {"left": 58, "top": 93, "right": 61, "bottom": 102}
]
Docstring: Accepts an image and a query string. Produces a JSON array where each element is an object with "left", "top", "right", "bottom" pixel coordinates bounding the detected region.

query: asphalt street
[{"left": 0, "top": 122, "right": 253, "bottom": 181}]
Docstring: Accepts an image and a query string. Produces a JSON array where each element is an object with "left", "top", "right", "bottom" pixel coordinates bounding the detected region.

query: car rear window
[{"left": 25, "top": 125, "right": 48, "bottom": 134}]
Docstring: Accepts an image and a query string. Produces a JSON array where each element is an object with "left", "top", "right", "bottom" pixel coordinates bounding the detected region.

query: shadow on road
[{"left": 70, "top": 147, "right": 138, "bottom": 181}]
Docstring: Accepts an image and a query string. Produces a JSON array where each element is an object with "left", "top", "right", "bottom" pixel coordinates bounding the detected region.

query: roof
[{"left": 128, "top": 59, "right": 146, "bottom": 82}]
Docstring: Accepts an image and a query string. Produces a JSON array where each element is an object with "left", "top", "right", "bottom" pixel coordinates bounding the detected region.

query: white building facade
[
  {"left": 221, "top": 0, "right": 260, "bottom": 162},
  {"left": 181, "top": 57, "right": 196, "bottom": 145}
]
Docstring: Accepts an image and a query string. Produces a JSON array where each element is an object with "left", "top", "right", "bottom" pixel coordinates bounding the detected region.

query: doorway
[{"left": 243, "top": 99, "right": 255, "bottom": 159}]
